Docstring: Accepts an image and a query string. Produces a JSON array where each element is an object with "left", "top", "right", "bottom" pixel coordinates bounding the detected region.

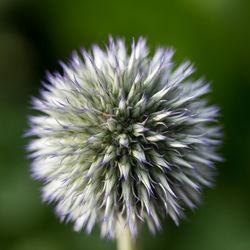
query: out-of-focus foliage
[{"left": 0, "top": 0, "right": 250, "bottom": 249}]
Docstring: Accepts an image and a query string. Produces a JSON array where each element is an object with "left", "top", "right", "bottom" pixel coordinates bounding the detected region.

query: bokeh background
[{"left": 1, "top": 0, "right": 250, "bottom": 249}]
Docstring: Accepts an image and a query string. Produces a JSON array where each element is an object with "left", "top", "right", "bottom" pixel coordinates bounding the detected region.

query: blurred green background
[{"left": 1, "top": 0, "right": 250, "bottom": 249}]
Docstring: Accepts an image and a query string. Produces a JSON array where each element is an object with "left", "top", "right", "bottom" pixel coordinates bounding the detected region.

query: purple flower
[{"left": 27, "top": 37, "right": 223, "bottom": 239}]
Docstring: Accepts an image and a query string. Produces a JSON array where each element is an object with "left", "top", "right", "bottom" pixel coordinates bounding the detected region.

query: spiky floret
[{"left": 27, "top": 37, "right": 222, "bottom": 238}]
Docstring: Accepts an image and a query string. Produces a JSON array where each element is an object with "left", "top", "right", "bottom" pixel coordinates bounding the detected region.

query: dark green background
[{"left": 1, "top": 0, "right": 250, "bottom": 249}]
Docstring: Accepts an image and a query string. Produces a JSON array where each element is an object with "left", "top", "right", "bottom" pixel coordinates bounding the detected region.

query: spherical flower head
[{"left": 27, "top": 37, "right": 222, "bottom": 239}]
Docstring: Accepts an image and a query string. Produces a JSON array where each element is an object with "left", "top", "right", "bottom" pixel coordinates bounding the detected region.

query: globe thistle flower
[{"left": 27, "top": 37, "right": 222, "bottom": 240}]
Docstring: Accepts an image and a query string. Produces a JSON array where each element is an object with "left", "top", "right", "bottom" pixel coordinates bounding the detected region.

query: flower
[{"left": 27, "top": 36, "right": 222, "bottom": 239}]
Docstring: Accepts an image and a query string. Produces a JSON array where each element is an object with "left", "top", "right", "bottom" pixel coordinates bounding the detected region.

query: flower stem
[
  {"left": 116, "top": 219, "right": 139, "bottom": 250},
  {"left": 116, "top": 227, "right": 138, "bottom": 250}
]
